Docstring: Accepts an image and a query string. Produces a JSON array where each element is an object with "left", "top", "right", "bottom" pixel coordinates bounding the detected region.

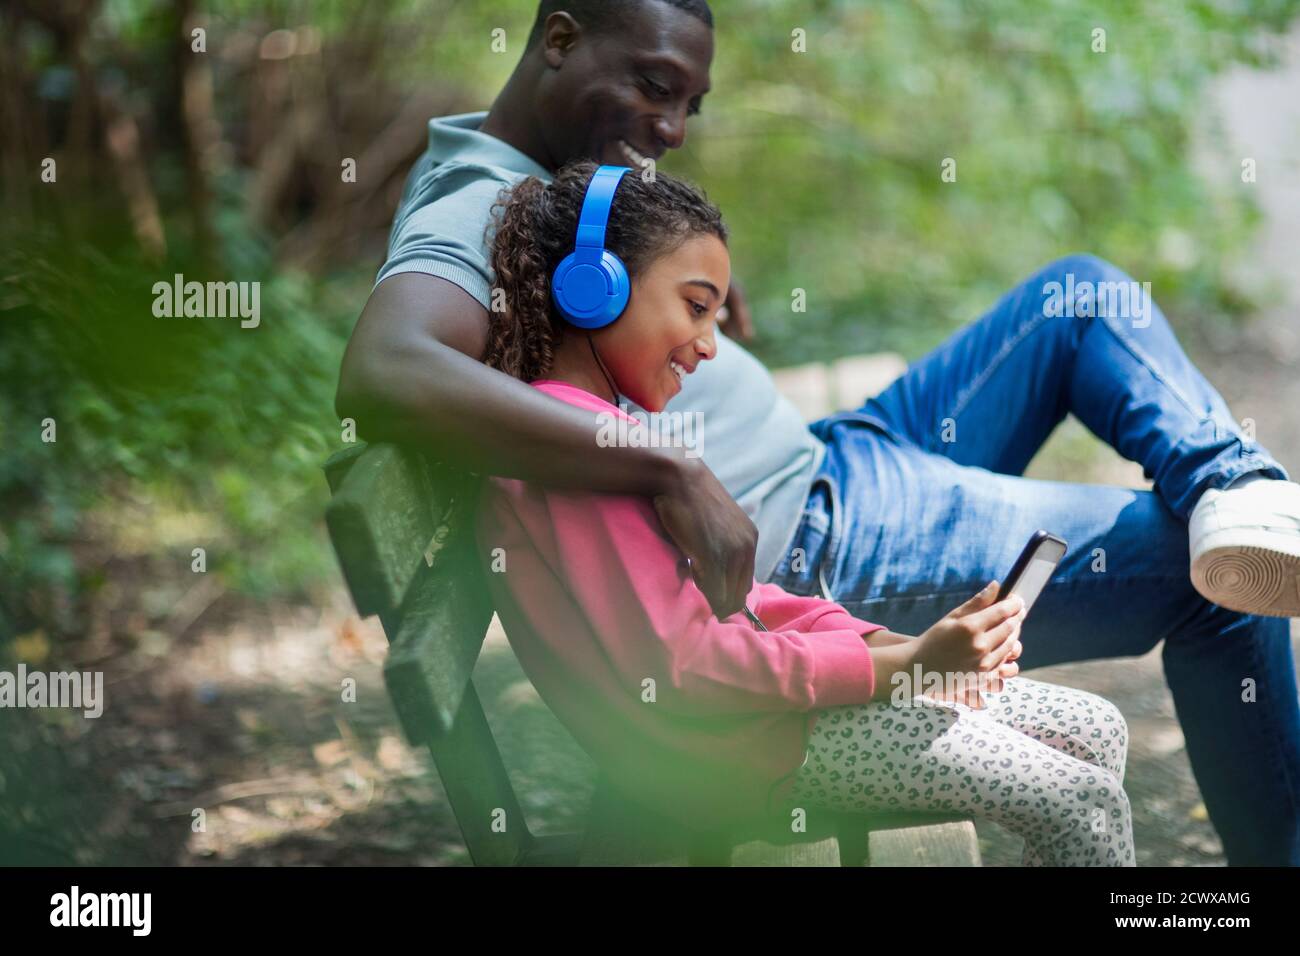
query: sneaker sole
[{"left": 1191, "top": 544, "right": 1300, "bottom": 617}]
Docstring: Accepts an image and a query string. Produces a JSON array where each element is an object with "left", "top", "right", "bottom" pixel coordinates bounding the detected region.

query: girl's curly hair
[{"left": 486, "top": 160, "right": 727, "bottom": 381}]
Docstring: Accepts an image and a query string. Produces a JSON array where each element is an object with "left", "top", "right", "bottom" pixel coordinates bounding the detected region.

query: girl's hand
[
  {"left": 914, "top": 581, "right": 1026, "bottom": 701},
  {"left": 927, "top": 642, "right": 1022, "bottom": 710}
]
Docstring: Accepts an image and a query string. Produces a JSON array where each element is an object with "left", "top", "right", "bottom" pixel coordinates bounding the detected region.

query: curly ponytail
[{"left": 486, "top": 160, "right": 727, "bottom": 381}]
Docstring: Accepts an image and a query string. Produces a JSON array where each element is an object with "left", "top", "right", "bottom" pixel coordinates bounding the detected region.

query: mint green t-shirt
[{"left": 376, "top": 111, "right": 826, "bottom": 582}]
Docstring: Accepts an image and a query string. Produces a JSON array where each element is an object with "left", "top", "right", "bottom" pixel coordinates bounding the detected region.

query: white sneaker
[{"left": 1189, "top": 476, "right": 1300, "bottom": 617}]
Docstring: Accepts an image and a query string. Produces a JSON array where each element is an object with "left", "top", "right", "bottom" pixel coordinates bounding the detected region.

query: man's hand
[
  {"left": 718, "top": 278, "right": 755, "bottom": 342},
  {"left": 653, "top": 457, "right": 758, "bottom": 618}
]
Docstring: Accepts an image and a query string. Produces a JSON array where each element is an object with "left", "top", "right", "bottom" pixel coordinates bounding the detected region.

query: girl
[{"left": 476, "top": 161, "right": 1135, "bottom": 866}]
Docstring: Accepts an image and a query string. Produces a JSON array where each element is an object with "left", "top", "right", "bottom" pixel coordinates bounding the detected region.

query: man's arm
[{"left": 335, "top": 272, "right": 758, "bottom": 616}]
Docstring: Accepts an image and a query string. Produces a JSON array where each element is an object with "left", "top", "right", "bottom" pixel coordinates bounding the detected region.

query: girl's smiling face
[{"left": 590, "top": 233, "right": 730, "bottom": 412}]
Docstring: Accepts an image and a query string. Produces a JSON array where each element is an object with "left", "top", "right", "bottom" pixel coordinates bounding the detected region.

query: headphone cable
[{"left": 586, "top": 332, "right": 621, "bottom": 407}]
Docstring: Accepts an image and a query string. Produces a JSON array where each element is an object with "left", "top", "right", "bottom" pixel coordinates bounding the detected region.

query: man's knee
[{"left": 1041, "top": 252, "right": 1131, "bottom": 286}]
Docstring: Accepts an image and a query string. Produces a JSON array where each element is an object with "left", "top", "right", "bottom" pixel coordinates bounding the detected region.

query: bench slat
[
  {"left": 326, "top": 442, "right": 494, "bottom": 739},
  {"left": 384, "top": 558, "right": 493, "bottom": 741},
  {"left": 868, "top": 820, "right": 981, "bottom": 866},
  {"left": 325, "top": 443, "right": 526, "bottom": 865},
  {"left": 325, "top": 444, "right": 442, "bottom": 620},
  {"left": 324, "top": 444, "right": 367, "bottom": 494},
  {"left": 730, "top": 836, "right": 841, "bottom": 867},
  {"left": 422, "top": 683, "right": 534, "bottom": 866}
]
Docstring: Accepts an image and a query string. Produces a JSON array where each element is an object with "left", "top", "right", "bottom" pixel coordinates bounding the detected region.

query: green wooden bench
[{"left": 323, "top": 441, "right": 982, "bottom": 866}]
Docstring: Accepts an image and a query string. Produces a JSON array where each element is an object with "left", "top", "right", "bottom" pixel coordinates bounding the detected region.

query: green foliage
[
  {"left": 0, "top": 216, "right": 356, "bottom": 636},
  {"left": 671, "top": 0, "right": 1293, "bottom": 362}
]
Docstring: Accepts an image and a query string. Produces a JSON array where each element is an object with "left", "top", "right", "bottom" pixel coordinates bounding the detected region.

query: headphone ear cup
[{"left": 552, "top": 250, "right": 631, "bottom": 329}]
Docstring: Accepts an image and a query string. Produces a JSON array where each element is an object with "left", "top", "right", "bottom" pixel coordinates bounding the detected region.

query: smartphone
[{"left": 996, "top": 531, "right": 1067, "bottom": 614}]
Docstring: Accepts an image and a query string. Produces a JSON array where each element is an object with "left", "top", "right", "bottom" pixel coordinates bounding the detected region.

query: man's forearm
[{"left": 336, "top": 327, "right": 689, "bottom": 498}]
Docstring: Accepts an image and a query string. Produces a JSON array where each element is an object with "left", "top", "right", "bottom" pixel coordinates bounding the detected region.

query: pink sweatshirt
[{"left": 475, "top": 380, "right": 885, "bottom": 829}]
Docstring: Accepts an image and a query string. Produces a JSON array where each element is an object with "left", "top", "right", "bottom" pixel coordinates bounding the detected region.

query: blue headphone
[{"left": 551, "top": 165, "right": 632, "bottom": 329}]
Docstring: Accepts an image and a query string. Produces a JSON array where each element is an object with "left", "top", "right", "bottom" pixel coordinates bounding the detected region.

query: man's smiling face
[{"left": 536, "top": 3, "right": 713, "bottom": 169}]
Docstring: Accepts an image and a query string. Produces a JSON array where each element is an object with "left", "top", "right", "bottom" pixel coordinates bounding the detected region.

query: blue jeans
[{"left": 767, "top": 254, "right": 1300, "bottom": 866}]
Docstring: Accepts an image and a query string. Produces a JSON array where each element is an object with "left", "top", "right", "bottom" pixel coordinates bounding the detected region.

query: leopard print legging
[{"left": 783, "top": 676, "right": 1135, "bottom": 866}]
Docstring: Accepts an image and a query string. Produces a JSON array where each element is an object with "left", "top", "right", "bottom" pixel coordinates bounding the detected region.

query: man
[{"left": 336, "top": 0, "right": 1300, "bottom": 864}]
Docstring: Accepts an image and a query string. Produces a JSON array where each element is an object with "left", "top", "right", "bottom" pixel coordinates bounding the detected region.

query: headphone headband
[{"left": 574, "top": 165, "right": 630, "bottom": 255}]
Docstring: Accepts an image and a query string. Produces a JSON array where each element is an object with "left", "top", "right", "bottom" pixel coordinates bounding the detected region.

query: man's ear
[{"left": 541, "top": 12, "right": 582, "bottom": 69}]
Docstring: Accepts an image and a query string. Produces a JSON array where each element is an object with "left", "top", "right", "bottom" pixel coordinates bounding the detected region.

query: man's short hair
[{"left": 526, "top": 0, "right": 714, "bottom": 49}]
